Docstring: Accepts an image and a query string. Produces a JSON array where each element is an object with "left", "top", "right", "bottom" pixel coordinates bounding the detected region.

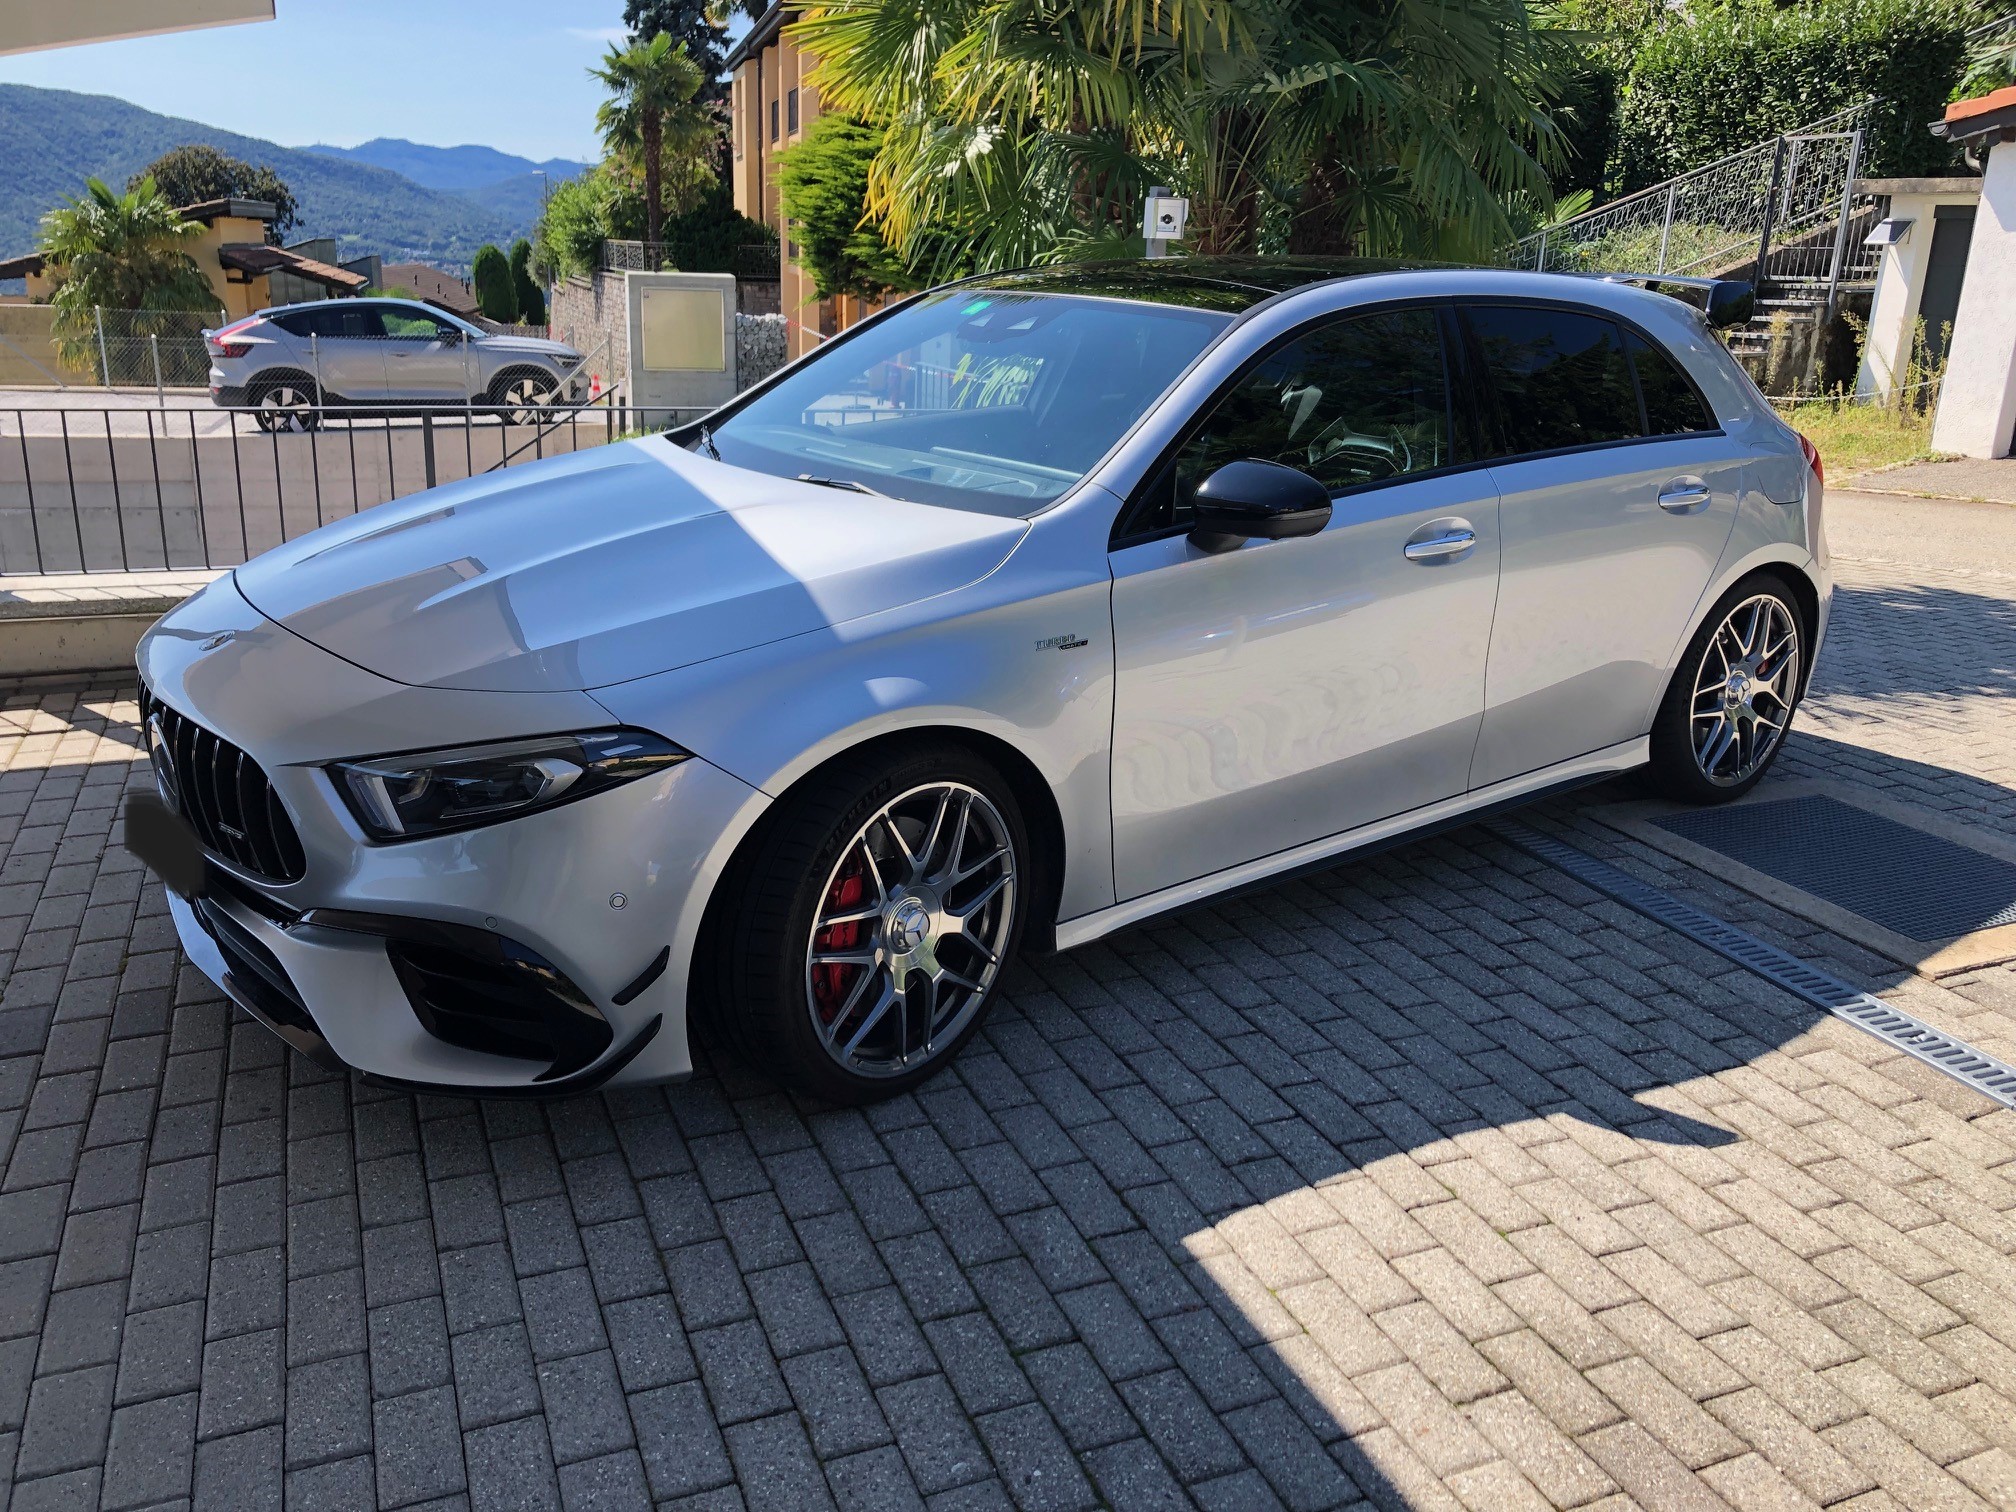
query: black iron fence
[{"left": 0, "top": 395, "right": 703, "bottom": 576}]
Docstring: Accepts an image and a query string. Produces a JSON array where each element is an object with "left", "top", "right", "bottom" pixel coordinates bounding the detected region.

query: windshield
[{"left": 703, "top": 290, "right": 1231, "bottom": 516}]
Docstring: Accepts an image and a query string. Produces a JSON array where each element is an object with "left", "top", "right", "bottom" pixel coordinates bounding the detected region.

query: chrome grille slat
[{"left": 140, "top": 679, "right": 305, "bottom": 885}]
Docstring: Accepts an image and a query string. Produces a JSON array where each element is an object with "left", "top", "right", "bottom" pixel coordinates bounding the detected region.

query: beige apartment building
[{"left": 725, "top": 2, "right": 884, "bottom": 359}]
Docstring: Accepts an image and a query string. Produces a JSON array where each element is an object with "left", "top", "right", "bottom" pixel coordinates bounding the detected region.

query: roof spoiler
[{"left": 1582, "top": 274, "right": 1756, "bottom": 329}]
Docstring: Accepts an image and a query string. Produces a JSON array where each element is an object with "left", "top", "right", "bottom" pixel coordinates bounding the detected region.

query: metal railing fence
[
  {"left": 0, "top": 305, "right": 224, "bottom": 393},
  {"left": 1506, "top": 103, "right": 1876, "bottom": 290},
  {"left": 0, "top": 392, "right": 707, "bottom": 576}
]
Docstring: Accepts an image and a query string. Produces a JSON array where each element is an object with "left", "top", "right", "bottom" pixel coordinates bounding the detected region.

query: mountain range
[{"left": 0, "top": 84, "right": 591, "bottom": 274}]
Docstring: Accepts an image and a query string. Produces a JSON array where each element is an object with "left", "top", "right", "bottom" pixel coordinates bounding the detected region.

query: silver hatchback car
[
  {"left": 137, "top": 259, "right": 1826, "bottom": 1103},
  {"left": 205, "top": 297, "right": 587, "bottom": 431}
]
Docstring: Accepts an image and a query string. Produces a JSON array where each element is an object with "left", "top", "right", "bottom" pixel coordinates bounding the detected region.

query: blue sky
[{"left": 0, "top": 0, "right": 741, "bottom": 163}]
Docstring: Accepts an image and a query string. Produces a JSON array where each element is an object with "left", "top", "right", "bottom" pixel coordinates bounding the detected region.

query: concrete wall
[
  {"left": 1855, "top": 180, "right": 1982, "bottom": 402},
  {"left": 1932, "top": 144, "right": 2016, "bottom": 458}
]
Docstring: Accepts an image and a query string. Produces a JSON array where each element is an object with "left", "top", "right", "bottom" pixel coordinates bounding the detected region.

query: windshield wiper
[
  {"left": 796, "top": 474, "right": 885, "bottom": 496},
  {"left": 695, "top": 425, "right": 720, "bottom": 460}
]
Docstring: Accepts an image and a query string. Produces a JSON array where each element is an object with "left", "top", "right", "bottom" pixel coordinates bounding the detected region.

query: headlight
[{"left": 329, "top": 730, "right": 688, "bottom": 841}]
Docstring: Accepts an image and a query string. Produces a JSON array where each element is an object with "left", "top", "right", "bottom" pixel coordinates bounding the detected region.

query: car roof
[{"left": 965, "top": 257, "right": 1447, "bottom": 314}]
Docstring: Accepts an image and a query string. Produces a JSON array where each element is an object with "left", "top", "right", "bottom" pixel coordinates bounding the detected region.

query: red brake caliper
[{"left": 811, "top": 863, "right": 868, "bottom": 1027}]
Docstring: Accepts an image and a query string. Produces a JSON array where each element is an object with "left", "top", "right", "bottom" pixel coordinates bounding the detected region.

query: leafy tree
[
  {"left": 512, "top": 237, "right": 552, "bottom": 324},
  {"left": 508, "top": 237, "right": 546, "bottom": 325},
  {"left": 777, "top": 116, "right": 916, "bottom": 299},
  {"left": 622, "top": 0, "right": 729, "bottom": 90},
  {"left": 533, "top": 167, "right": 774, "bottom": 282},
  {"left": 792, "top": 0, "right": 1567, "bottom": 273},
  {"left": 471, "top": 242, "right": 517, "bottom": 322},
  {"left": 592, "top": 32, "right": 714, "bottom": 254},
  {"left": 130, "top": 144, "right": 298, "bottom": 242},
  {"left": 38, "top": 176, "right": 217, "bottom": 379}
]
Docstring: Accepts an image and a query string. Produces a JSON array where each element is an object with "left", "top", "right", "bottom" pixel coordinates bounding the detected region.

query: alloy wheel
[
  {"left": 255, "top": 383, "right": 317, "bottom": 432},
  {"left": 501, "top": 376, "right": 555, "bottom": 426},
  {"left": 804, "top": 782, "right": 1017, "bottom": 1079},
  {"left": 1690, "top": 593, "right": 1800, "bottom": 787}
]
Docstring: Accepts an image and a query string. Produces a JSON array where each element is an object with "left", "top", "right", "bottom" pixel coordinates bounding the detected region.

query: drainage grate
[
  {"left": 1653, "top": 793, "right": 2016, "bottom": 943},
  {"left": 1491, "top": 820, "right": 2016, "bottom": 1110}
]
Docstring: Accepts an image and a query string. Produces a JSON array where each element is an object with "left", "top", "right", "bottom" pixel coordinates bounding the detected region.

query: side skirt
[{"left": 1052, "top": 738, "right": 1647, "bottom": 951}]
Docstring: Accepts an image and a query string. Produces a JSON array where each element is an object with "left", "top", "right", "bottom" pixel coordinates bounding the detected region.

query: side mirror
[{"left": 1188, "top": 459, "right": 1332, "bottom": 554}]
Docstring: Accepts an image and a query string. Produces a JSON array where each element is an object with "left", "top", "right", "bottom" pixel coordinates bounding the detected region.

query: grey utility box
[{"left": 623, "top": 270, "right": 739, "bottom": 417}]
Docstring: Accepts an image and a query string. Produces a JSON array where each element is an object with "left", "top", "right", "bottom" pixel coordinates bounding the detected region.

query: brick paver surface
[{"left": 5, "top": 518, "right": 2016, "bottom": 1510}]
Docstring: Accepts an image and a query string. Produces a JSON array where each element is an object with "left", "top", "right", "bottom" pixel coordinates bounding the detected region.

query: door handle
[
  {"left": 1658, "top": 478, "right": 1712, "bottom": 513},
  {"left": 1404, "top": 526, "right": 1476, "bottom": 561}
]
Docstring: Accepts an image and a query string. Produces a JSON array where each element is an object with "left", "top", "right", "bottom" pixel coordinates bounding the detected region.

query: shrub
[
  {"left": 1613, "top": 0, "right": 1970, "bottom": 192},
  {"left": 509, "top": 238, "right": 545, "bottom": 326},
  {"left": 471, "top": 242, "right": 516, "bottom": 322},
  {"left": 776, "top": 116, "right": 917, "bottom": 301}
]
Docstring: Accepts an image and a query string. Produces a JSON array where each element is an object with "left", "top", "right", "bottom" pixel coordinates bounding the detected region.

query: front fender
[{"left": 590, "top": 557, "right": 1119, "bottom": 923}]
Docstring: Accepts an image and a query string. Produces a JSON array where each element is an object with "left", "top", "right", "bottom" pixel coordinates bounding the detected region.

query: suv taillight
[
  {"left": 206, "top": 316, "right": 262, "bottom": 360},
  {"left": 1798, "top": 432, "right": 1823, "bottom": 488}
]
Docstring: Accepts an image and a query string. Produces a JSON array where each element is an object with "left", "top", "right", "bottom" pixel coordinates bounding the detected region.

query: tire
[
  {"left": 700, "top": 742, "right": 1031, "bottom": 1103},
  {"left": 1648, "top": 572, "right": 1806, "bottom": 803},
  {"left": 489, "top": 368, "right": 557, "bottom": 425},
  {"left": 250, "top": 376, "right": 321, "bottom": 433}
]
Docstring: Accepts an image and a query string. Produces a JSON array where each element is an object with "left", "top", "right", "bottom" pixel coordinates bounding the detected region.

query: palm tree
[
  {"left": 793, "top": 0, "right": 1568, "bottom": 273},
  {"left": 591, "top": 32, "right": 713, "bottom": 256},
  {"left": 37, "top": 176, "right": 217, "bottom": 380}
]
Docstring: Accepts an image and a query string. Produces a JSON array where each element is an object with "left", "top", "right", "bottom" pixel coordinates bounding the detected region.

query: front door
[
  {"left": 1464, "top": 303, "right": 1745, "bottom": 787},
  {"left": 1108, "top": 307, "right": 1502, "bottom": 902},
  {"left": 377, "top": 305, "right": 470, "bottom": 402},
  {"left": 296, "top": 302, "right": 388, "bottom": 402}
]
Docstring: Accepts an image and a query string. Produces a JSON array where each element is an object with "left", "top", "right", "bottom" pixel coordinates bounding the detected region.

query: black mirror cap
[{"left": 1188, "top": 459, "right": 1332, "bottom": 554}]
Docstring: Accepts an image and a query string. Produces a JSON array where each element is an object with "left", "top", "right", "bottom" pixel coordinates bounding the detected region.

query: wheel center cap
[
  {"left": 887, "top": 897, "right": 932, "bottom": 954},
  {"left": 1725, "top": 670, "right": 1753, "bottom": 708}
]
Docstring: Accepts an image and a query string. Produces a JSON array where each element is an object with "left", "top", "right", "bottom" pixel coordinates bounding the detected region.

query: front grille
[{"left": 140, "top": 683, "right": 307, "bottom": 885}]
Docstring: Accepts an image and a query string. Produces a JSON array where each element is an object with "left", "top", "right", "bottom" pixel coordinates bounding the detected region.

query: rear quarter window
[
  {"left": 1626, "top": 330, "right": 1718, "bottom": 434},
  {"left": 1465, "top": 305, "right": 1639, "bottom": 457}
]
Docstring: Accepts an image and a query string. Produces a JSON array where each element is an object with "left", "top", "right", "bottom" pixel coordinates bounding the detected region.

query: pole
[
  {"left": 422, "top": 412, "right": 437, "bottom": 489},
  {"left": 1754, "top": 137, "right": 1787, "bottom": 290},
  {"left": 94, "top": 305, "right": 110, "bottom": 387},
  {"left": 150, "top": 334, "right": 164, "bottom": 407},
  {"left": 1656, "top": 182, "right": 1679, "bottom": 274},
  {"left": 1808, "top": 127, "right": 1866, "bottom": 393},
  {"left": 311, "top": 333, "right": 322, "bottom": 406}
]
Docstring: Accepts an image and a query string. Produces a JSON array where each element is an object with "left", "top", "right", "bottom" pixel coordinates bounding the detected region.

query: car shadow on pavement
[{"left": 678, "top": 814, "right": 1875, "bottom": 1510}]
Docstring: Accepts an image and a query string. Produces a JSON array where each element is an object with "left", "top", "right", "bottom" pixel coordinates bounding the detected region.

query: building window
[
  {"left": 787, "top": 87, "right": 799, "bottom": 135},
  {"left": 770, "top": 97, "right": 779, "bottom": 142}
]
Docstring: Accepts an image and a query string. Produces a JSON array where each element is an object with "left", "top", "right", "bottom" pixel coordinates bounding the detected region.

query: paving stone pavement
[{"left": 4, "top": 527, "right": 2016, "bottom": 1510}]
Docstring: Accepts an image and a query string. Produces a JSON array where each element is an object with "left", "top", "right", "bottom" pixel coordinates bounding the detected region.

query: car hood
[{"left": 231, "top": 439, "right": 1028, "bottom": 693}]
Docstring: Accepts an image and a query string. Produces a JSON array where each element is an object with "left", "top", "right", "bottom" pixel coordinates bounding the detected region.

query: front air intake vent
[{"left": 139, "top": 682, "right": 306, "bottom": 885}]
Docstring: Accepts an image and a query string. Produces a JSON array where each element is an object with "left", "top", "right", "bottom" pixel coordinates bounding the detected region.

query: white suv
[{"left": 205, "top": 297, "right": 586, "bottom": 430}]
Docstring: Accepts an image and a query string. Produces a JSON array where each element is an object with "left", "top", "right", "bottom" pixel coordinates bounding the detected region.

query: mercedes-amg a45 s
[{"left": 130, "top": 259, "right": 1829, "bottom": 1102}]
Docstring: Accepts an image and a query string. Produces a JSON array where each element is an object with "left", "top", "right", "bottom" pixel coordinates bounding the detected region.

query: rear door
[
  {"left": 279, "top": 303, "right": 387, "bottom": 402},
  {"left": 1465, "top": 303, "right": 1745, "bottom": 787}
]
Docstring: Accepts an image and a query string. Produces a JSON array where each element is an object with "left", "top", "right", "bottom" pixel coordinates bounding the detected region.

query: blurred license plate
[{"left": 125, "top": 792, "right": 207, "bottom": 899}]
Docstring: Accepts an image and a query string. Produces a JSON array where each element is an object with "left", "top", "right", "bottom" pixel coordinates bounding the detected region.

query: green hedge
[{"left": 1613, "top": 0, "right": 1969, "bottom": 192}]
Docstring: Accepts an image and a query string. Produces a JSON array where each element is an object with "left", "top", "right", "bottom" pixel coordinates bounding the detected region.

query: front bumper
[{"left": 140, "top": 576, "right": 769, "bottom": 1092}]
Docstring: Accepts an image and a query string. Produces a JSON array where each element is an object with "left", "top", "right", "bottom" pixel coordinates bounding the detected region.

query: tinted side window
[
  {"left": 1627, "top": 331, "right": 1717, "bottom": 434},
  {"left": 1119, "top": 307, "right": 1449, "bottom": 540},
  {"left": 282, "top": 305, "right": 385, "bottom": 340},
  {"left": 381, "top": 306, "right": 458, "bottom": 339},
  {"left": 1466, "top": 305, "right": 1638, "bottom": 456}
]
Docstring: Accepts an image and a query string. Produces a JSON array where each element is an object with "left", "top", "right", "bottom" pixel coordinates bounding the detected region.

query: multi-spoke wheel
[
  {"left": 806, "top": 782, "right": 1016, "bottom": 1080},
  {"left": 1650, "top": 575, "right": 1806, "bottom": 803},
  {"left": 490, "top": 370, "right": 557, "bottom": 426},
  {"left": 252, "top": 379, "right": 320, "bottom": 432},
  {"left": 701, "top": 745, "right": 1031, "bottom": 1101}
]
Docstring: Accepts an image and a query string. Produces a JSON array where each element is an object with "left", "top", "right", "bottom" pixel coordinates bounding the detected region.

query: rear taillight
[
  {"left": 206, "top": 316, "right": 261, "bottom": 360},
  {"left": 1798, "top": 432, "right": 1823, "bottom": 488}
]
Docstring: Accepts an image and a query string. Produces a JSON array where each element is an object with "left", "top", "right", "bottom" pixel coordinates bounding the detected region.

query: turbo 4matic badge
[{"left": 1035, "top": 634, "right": 1089, "bottom": 652}]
